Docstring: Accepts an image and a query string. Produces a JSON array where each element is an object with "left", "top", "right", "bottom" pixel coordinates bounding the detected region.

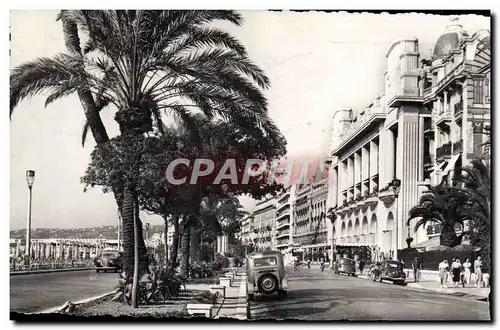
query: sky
[{"left": 9, "top": 11, "right": 490, "bottom": 229}]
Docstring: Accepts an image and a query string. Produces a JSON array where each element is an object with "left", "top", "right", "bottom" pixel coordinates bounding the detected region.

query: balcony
[
  {"left": 276, "top": 211, "right": 290, "bottom": 221},
  {"left": 423, "top": 120, "right": 434, "bottom": 137},
  {"left": 436, "top": 109, "right": 452, "bottom": 127},
  {"left": 452, "top": 139, "right": 463, "bottom": 155},
  {"left": 276, "top": 201, "right": 290, "bottom": 213},
  {"left": 275, "top": 230, "right": 290, "bottom": 239},
  {"left": 275, "top": 220, "right": 290, "bottom": 230},
  {"left": 436, "top": 142, "right": 452, "bottom": 160},
  {"left": 454, "top": 101, "right": 463, "bottom": 121}
]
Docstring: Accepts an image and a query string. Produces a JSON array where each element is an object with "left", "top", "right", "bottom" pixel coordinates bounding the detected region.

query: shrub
[
  {"left": 189, "top": 291, "right": 219, "bottom": 305},
  {"left": 112, "top": 266, "right": 187, "bottom": 305}
]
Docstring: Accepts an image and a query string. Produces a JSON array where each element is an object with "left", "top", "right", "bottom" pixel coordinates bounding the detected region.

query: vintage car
[
  {"left": 378, "top": 260, "right": 406, "bottom": 285},
  {"left": 95, "top": 249, "right": 123, "bottom": 273},
  {"left": 335, "top": 257, "right": 357, "bottom": 276},
  {"left": 246, "top": 251, "right": 288, "bottom": 301}
]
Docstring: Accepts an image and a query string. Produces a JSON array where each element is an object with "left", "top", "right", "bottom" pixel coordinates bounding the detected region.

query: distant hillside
[{"left": 10, "top": 225, "right": 165, "bottom": 241}]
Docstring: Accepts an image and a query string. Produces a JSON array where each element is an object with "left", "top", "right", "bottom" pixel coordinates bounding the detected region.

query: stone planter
[
  {"left": 483, "top": 273, "right": 490, "bottom": 288},
  {"left": 186, "top": 303, "right": 213, "bottom": 318},
  {"left": 220, "top": 277, "right": 232, "bottom": 287},
  {"left": 209, "top": 285, "right": 226, "bottom": 298}
]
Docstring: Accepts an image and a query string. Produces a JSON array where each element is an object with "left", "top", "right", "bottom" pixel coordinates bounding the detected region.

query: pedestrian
[
  {"left": 463, "top": 258, "right": 472, "bottom": 286},
  {"left": 438, "top": 259, "right": 449, "bottom": 288},
  {"left": 359, "top": 259, "right": 365, "bottom": 274},
  {"left": 412, "top": 257, "right": 422, "bottom": 282},
  {"left": 474, "top": 256, "right": 483, "bottom": 288},
  {"left": 451, "top": 257, "right": 462, "bottom": 288},
  {"left": 320, "top": 258, "right": 326, "bottom": 272}
]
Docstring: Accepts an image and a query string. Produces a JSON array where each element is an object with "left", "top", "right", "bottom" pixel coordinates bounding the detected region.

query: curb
[
  {"left": 406, "top": 283, "right": 490, "bottom": 301},
  {"left": 31, "top": 290, "right": 116, "bottom": 314},
  {"left": 10, "top": 267, "right": 99, "bottom": 276}
]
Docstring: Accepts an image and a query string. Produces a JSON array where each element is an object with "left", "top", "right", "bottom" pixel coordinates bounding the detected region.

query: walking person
[
  {"left": 474, "top": 256, "right": 483, "bottom": 288},
  {"left": 463, "top": 258, "right": 472, "bottom": 286},
  {"left": 451, "top": 258, "right": 462, "bottom": 288},
  {"left": 438, "top": 259, "right": 449, "bottom": 288},
  {"left": 412, "top": 257, "right": 422, "bottom": 282},
  {"left": 359, "top": 259, "right": 365, "bottom": 274}
]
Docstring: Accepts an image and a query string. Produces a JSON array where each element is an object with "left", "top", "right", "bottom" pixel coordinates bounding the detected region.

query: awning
[
  {"left": 442, "top": 154, "right": 461, "bottom": 176},
  {"left": 412, "top": 236, "right": 440, "bottom": 249}
]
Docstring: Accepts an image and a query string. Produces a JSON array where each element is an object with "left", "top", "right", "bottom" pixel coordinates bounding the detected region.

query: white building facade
[
  {"left": 274, "top": 185, "right": 296, "bottom": 252},
  {"left": 327, "top": 19, "right": 490, "bottom": 261}
]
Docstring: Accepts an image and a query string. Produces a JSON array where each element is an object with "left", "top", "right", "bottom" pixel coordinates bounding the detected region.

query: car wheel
[
  {"left": 247, "top": 294, "right": 254, "bottom": 301},
  {"left": 258, "top": 274, "right": 278, "bottom": 294}
]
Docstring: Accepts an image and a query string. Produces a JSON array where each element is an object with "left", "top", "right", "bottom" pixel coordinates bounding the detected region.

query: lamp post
[
  {"left": 145, "top": 223, "right": 150, "bottom": 248},
  {"left": 391, "top": 178, "right": 401, "bottom": 261},
  {"left": 25, "top": 170, "right": 35, "bottom": 266},
  {"left": 327, "top": 208, "right": 337, "bottom": 268}
]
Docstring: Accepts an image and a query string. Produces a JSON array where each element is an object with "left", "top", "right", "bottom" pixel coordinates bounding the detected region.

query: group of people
[{"left": 438, "top": 256, "right": 485, "bottom": 288}]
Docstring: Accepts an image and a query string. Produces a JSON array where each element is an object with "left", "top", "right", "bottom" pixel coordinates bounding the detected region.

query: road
[
  {"left": 249, "top": 268, "right": 490, "bottom": 321},
  {"left": 10, "top": 270, "right": 118, "bottom": 313}
]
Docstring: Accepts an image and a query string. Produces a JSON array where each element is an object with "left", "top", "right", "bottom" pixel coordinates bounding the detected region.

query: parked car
[
  {"left": 246, "top": 251, "right": 288, "bottom": 301},
  {"left": 377, "top": 260, "right": 406, "bottom": 285},
  {"left": 335, "top": 258, "right": 357, "bottom": 276},
  {"left": 95, "top": 249, "right": 122, "bottom": 273}
]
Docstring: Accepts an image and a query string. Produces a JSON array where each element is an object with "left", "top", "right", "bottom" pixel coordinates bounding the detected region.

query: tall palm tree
[
  {"left": 407, "top": 185, "right": 468, "bottom": 247},
  {"left": 452, "top": 159, "right": 491, "bottom": 272},
  {"left": 11, "top": 10, "right": 275, "bottom": 278}
]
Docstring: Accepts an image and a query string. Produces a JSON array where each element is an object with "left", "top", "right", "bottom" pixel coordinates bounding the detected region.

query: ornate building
[
  {"left": 327, "top": 18, "right": 490, "bottom": 261},
  {"left": 251, "top": 196, "right": 276, "bottom": 251},
  {"left": 292, "top": 180, "right": 329, "bottom": 262},
  {"left": 274, "top": 185, "right": 295, "bottom": 252}
]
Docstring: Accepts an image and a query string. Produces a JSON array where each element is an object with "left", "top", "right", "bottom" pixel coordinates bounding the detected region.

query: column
[
  {"left": 362, "top": 146, "right": 369, "bottom": 194},
  {"left": 347, "top": 157, "right": 353, "bottom": 199},
  {"left": 386, "top": 129, "right": 395, "bottom": 186},
  {"left": 399, "top": 114, "right": 420, "bottom": 252},
  {"left": 354, "top": 152, "right": 361, "bottom": 195},
  {"left": 444, "top": 91, "right": 448, "bottom": 113},
  {"left": 418, "top": 116, "right": 424, "bottom": 181},
  {"left": 331, "top": 166, "right": 338, "bottom": 207},
  {"left": 369, "top": 140, "right": 379, "bottom": 191}
]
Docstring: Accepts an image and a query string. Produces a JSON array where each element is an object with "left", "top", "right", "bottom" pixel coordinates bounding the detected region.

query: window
[
  {"left": 473, "top": 79, "right": 484, "bottom": 104},
  {"left": 485, "top": 76, "right": 490, "bottom": 103}
]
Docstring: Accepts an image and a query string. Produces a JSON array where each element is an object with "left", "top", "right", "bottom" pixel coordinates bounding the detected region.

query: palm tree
[
  {"left": 407, "top": 185, "right": 468, "bottom": 247},
  {"left": 11, "top": 10, "right": 276, "bottom": 279},
  {"left": 452, "top": 159, "right": 491, "bottom": 272}
]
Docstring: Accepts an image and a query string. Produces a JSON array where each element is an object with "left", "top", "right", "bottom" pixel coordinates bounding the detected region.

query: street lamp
[
  {"left": 391, "top": 178, "right": 401, "bottom": 261},
  {"left": 25, "top": 170, "right": 35, "bottom": 266},
  {"left": 145, "top": 223, "right": 150, "bottom": 247},
  {"left": 326, "top": 208, "right": 337, "bottom": 268}
]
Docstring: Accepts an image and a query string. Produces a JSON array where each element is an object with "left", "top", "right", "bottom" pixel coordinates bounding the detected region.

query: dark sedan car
[
  {"left": 378, "top": 260, "right": 406, "bottom": 285},
  {"left": 95, "top": 250, "right": 123, "bottom": 273}
]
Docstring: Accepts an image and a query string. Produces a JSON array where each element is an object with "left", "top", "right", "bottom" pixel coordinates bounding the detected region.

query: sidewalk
[
  {"left": 353, "top": 268, "right": 489, "bottom": 301},
  {"left": 215, "top": 271, "right": 248, "bottom": 320}
]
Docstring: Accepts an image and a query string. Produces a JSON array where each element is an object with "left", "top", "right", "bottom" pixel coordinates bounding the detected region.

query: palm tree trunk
[
  {"left": 121, "top": 186, "right": 135, "bottom": 277},
  {"left": 440, "top": 225, "right": 457, "bottom": 247},
  {"left": 189, "top": 222, "right": 199, "bottom": 265},
  {"left": 170, "top": 215, "right": 180, "bottom": 271},
  {"left": 180, "top": 220, "right": 191, "bottom": 278},
  {"left": 131, "top": 199, "right": 140, "bottom": 308},
  {"left": 60, "top": 11, "right": 109, "bottom": 145}
]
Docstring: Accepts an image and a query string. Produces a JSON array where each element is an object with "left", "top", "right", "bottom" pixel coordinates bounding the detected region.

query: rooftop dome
[{"left": 432, "top": 17, "right": 469, "bottom": 59}]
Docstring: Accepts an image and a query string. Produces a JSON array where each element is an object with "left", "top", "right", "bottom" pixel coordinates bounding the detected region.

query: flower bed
[
  {"left": 67, "top": 298, "right": 189, "bottom": 318},
  {"left": 188, "top": 291, "right": 220, "bottom": 305}
]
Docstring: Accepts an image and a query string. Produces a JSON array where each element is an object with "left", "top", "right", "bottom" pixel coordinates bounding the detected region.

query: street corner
[{"left": 406, "top": 282, "right": 490, "bottom": 301}]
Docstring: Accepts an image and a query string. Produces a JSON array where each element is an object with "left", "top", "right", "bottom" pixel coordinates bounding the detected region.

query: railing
[
  {"left": 454, "top": 101, "right": 463, "bottom": 115},
  {"left": 452, "top": 139, "right": 463, "bottom": 154},
  {"left": 436, "top": 142, "right": 452, "bottom": 159},
  {"left": 10, "top": 260, "right": 94, "bottom": 272},
  {"left": 423, "top": 154, "right": 432, "bottom": 166},
  {"left": 423, "top": 120, "right": 433, "bottom": 132}
]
